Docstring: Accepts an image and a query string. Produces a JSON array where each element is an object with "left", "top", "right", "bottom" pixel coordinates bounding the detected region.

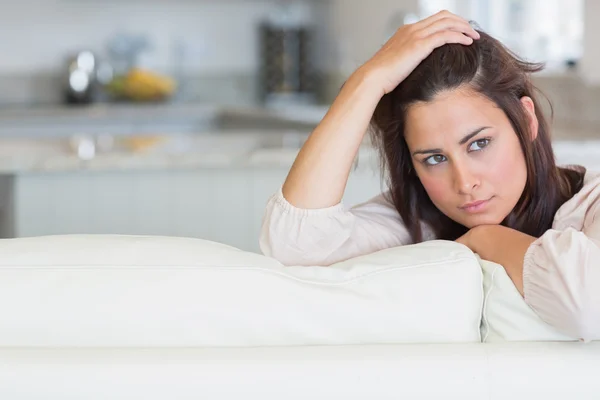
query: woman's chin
[{"left": 459, "top": 214, "right": 505, "bottom": 229}]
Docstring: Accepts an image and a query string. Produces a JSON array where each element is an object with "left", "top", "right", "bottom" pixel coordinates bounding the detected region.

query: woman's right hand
[{"left": 361, "top": 10, "right": 480, "bottom": 96}]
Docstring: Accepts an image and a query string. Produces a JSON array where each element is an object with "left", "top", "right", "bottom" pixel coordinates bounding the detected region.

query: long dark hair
[{"left": 370, "top": 29, "right": 585, "bottom": 243}]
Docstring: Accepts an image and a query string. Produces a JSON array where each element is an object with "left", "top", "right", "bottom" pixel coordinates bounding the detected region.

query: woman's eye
[
  {"left": 469, "top": 138, "right": 490, "bottom": 151},
  {"left": 424, "top": 154, "right": 446, "bottom": 166}
]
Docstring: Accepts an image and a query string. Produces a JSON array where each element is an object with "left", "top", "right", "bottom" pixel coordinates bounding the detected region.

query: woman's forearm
[
  {"left": 462, "top": 225, "right": 537, "bottom": 295},
  {"left": 281, "top": 68, "right": 383, "bottom": 209}
]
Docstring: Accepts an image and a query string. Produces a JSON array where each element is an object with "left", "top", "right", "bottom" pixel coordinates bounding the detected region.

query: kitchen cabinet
[{"left": 6, "top": 166, "right": 383, "bottom": 254}]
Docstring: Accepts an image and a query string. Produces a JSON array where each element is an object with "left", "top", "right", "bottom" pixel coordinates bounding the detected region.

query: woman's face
[{"left": 403, "top": 87, "right": 537, "bottom": 229}]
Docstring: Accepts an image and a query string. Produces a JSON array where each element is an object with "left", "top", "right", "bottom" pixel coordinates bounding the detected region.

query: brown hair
[{"left": 370, "top": 28, "right": 585, "bottom": 243}]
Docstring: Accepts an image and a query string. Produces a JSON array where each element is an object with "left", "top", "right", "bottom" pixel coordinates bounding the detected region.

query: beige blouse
[{"left": 259, "top": 170, "right": 600, "bottom": 342}]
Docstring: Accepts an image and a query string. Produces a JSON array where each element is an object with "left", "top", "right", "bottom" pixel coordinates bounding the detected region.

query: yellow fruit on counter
[
  {"left": 122, "top": 135, "right": 166, "bottom": 152},
  {"left": 107, "top": 68, "right": 177, "bottom": 102}
]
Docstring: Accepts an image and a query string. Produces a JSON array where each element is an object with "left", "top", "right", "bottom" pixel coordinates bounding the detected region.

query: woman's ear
[{"left": 520, "top": 96, "right": 538, "bottom": 141}]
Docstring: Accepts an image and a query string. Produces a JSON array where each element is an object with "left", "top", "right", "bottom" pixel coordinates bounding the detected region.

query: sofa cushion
[
  {"left": 0, "top": 235, "right": 483, "bottom": 347},
  {"left": 479, "top": 258, "right": 576, "bottom": 342}
]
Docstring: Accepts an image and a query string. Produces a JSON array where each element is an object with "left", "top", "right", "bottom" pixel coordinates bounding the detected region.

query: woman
[{"left": 259, "top": 10, "right": 600, "bottom": 341}]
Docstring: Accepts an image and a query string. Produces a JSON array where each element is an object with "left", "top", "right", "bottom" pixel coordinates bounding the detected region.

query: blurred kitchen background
[{"left": 0, "top": 0, "right": 597, "bottom": 253}]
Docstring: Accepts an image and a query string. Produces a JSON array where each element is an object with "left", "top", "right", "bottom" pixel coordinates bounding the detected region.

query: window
[{"left": 418, "top": 0, "right": 583, "bottom": 70}]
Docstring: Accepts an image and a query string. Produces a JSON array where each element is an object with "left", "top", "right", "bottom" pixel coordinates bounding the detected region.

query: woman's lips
[{"left": 460, "top": 198, "right": 492, "bottom": 213}]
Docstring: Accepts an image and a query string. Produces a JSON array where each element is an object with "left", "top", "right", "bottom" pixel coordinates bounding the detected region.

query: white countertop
[
  {"left": 0, "top": 132, "right": 598, "bottom": 174},
  {"left": 0, "top": 102, "right": 597, "bottom": 174},
  {"left": 0, "top": 102, "right": 330, "bottom": 126}
]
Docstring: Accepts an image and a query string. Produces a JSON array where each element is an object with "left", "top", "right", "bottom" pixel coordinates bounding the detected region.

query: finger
[
  {"left": 425, "top": 30, "right": 475, "bottom": 48},
  {"left": 419, "top": 16, "right": 479, "bottom": 39}
]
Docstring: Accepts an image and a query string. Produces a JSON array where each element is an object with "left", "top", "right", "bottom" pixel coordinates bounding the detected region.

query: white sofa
[
  {"left": 0, "top": 235, "right": 600, "bottom": 400},
  {"left": 0, "top": 234, "right": 598, "bottom": 400}
]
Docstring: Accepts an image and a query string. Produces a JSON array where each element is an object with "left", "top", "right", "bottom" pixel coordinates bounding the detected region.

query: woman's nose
[{"left": 453, "top": 162, "right": 480, "bottom": 195}]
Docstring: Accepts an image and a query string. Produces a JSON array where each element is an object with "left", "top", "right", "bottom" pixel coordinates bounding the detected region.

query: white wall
[
  {"left": 0, "top": 0, "right": 590, "bottom": 79},
  {"left": 581, "top": 0, "right": 600, "bottom": 84},
  {"left": 327, "top": 0, "right": 419, "bottom": 76},
  {"left": 0, "top": 0, "right": 318, "bottom": 75},
  {"left": 0, "top": 0, "right": 421, "bottom": 77}
]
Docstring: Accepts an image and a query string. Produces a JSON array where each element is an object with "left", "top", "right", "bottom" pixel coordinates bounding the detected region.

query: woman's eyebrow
[
  {"left": 458, "top": 127, "right": 491, "bottom": 145},
  {"left": 412, "top": 127, "right": 491, "bottom": 156}
]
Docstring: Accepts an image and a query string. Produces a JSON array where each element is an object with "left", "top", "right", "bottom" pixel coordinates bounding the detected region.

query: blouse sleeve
[
  {"left": 523, "top": 202, "right": 600, "bottom": 342},
  {"left": 259, "top": 187, "right": 430, "bottom": 266}
]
